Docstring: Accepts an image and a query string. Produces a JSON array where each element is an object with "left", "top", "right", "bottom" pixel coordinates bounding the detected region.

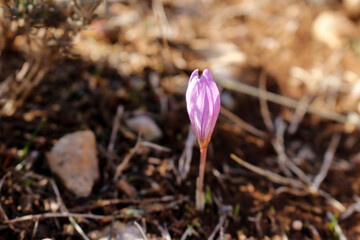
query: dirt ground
[{"left": 1, "top": 0, "right": 360, "bottom": 239}]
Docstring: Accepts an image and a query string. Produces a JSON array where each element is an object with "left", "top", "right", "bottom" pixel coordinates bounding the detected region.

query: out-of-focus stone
[
  {"left": 312, "top": 11, "right": 357, "bottom": 49},
  {"left": 88, "top": 221, "right": 144, "bottom": 240},
  {"left": 48, "top": 130, "right": 99, "bottom": 197},
  {"left": 292, "top": 220, "right": 303, "bottom": 230},
  {"left": 343, "top": 0, "right": 360, "bottom": 18},
  {"left": 126, "top": 116, "right": 162, "bottom": 141}
]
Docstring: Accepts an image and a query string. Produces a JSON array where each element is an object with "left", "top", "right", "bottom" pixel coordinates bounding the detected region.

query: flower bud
[{"left": 186, "top": 69, "right": 220, "bottom": 148}]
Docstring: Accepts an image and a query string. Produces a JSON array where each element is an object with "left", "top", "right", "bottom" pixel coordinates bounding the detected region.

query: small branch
[
  {"left": 208, "top": 194, "right": 231, "bottom": 240},
  {"left": 231, "top": 154, "right": 346, "bottom": 212},
  {"left": 258, "top": 68, "right": 274, "bottom": 132},
  {"left": 340, "top": 196, "right": 360, "bottom": 220},
  {"left": 31, "top": 217, "right": 40, "bottom": 240},
  {"left": 275, "top": 186, "right": 308, "bottom": 196},
  {"left": 50, "top": 180, "right": 90, "bottom": 240},
  {"left": 134, "top": 221, "right": 148, "bottom": 240},
  {"left": 69, "top": 195, "right": 181, "bottom": 212},
  {"left": 178, "top": 126, "right": 196, "bottom": 181},
  {"left": 230, "top": 154, "right": 305, "bottom": 189},
  {"left": 207, "top": 215, "right": 226, "bottom": 240},
  {"left": 273, "top": 117, "right": 292, "bottom": 177},
  {"left": 108, "top": 217, "right": 115, "bottom": 240},
  {"left": 288, "top": 94, "right": 313, "bottom": 134},
  {"left": 157, "top": 224, "right": 172, "bottom": 240},
  {"left": 4, "top": 212, "right": 111, "bottom": 224},
  {"left": 219, "top": 78, "right": 352, "bottom": 126},
  {"left": 107, "top": 105, "right": 124, "bottom": 153},
  {"left": 307, "top": 223, "right": 321, "bottom": 240},
  {"left": 221, "top": 106, "right": 268, "bottom": 139},
  {"left": 248, "top": 213, "right": 263, "bottom": 237},
  {"left": 113, "top": 135, "right": 141, "bottom": 181},
  {"left": 311, "top": 134, "right": 341, "bottom": 191},
  {"left": 327, "top": 212, "right": 347, "bottom": 240},
  {"left": 272, "top": 117, "right": 313, "bottom": 185},
  {"left": 4, "top": 196, "right": 188, "bottom": 225},
  {"left": 318, "top": 189, "right": 345, "bottom": 212},
  {"left": 180, "top": 227, "right": 194, "bottom": 240},
  {"left": 0, "top": 172, "right": 17, "bottom": 232},
  {"left": 140, "top": 141, "right": 171, "bottom": 152}
]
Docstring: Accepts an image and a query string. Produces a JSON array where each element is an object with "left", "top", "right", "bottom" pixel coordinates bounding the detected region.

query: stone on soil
[
  {"left": 126, "top": 116, "right": 162, "bottom": 141},
  {"left": 88, "top": 221, "right": 144, "bottom": 240},
  {"left": 48, "top": 130, "right": 99, "bottom": 197}
]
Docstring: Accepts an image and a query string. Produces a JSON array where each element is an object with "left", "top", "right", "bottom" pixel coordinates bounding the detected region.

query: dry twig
[
  {"left": 258, "top": 68, "right": 274, "bottom": 132},
  {"left": 231, "top": 154, "right": 305, "bottom": 189},
  {"left": 327, "top": 212, "right": 347, "bottom": 240},
  {"left": 134, "top": 221, "right": 148, "bottom": 240},
  {"left": 340, "top": 195, "right": 360, "bottom": 220},
  {"left": 157, "top": 224, "right": 172, "bottom": 240},
  {"left": 273, "top": 118, "right": 292, "bottom": 177},
  {"left": 0, "top": 172, "right": 18, "bottom": 232},
  {"left": 31, "top": 217, "right": 40, "bottom": 240},
  {"left": 272, "top": 117, "right": 312, "bottom": 185},
  {"left": 288, "top": 94, "right": 313, "bottom": 134},
  {"left": 208, "top": 195, "right": 232, "bottom": 240},
  {"left": 219, "top": 78, "right": 353, "bottom": 126},
  {"left": 220, "top": 106, "right": 268, "bottom": 138},
  {"left": 108, "top": 105, "right": 124, "bottom": 153},
  {"left": 140, "top": 141, "right": 171, "bottom": 152},
  {"left": 311, "top": 134, "right": 341, "bottom": 191},
  {"left": 207, "top": 215, "right": 227, "bottom": 240},
  {"left": 230, "top": 154, "right": 345, "bottom": 212},
  {"left": 178, "top": 126, "right": 196, "bottom": 181},
  {"left": 113, "top": 135, "right": 142, "bottom": 181},
  {"left": 50, "top": 180, "right": 90, "bottom": 240},
  {"left": 180, "top": 227, "right": 194, "bottom": 240},
  {"left": 4, "top": 212, "right": 111, "bottom": 224}
]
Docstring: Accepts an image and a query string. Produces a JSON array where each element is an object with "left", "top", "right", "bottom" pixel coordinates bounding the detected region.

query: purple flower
[{"left": 186, "top": 69, "right": 220, "bottom": 148}]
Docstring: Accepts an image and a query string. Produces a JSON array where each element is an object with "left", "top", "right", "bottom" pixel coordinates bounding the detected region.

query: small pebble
[
  {"left": 48, "top": 130, "right": 99, "bottom": 197},
  {"left": 127, "top": 116, "right": 162, "bottom": 141},
  {"left": 292, "top": 220, "right": 303, "bottom": 230}
]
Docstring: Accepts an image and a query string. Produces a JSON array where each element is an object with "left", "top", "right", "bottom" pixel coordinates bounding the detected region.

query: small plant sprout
[{"left": 186, "top": 69, "right": 220, "bottom": 211}]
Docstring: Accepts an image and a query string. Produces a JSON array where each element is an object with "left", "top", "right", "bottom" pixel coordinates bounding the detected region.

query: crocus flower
[
  {"left": 186, "top": 69, "right": 220, "bottom": 211},
  {"left": 186, "top": 69, "right": 220, "bottom": 149}
]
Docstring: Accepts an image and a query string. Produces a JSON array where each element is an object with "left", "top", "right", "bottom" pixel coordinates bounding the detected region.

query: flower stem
[
  {"left": 198, "top": 146, "right": 207, "bottom": 191},
  {"left": 196, "top": 146, "right": 207, "bottom": 211}
]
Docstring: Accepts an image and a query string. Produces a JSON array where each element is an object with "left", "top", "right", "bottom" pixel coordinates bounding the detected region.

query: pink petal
[{"left": 185, "top": 69, "right": 220, "bottom": 147}]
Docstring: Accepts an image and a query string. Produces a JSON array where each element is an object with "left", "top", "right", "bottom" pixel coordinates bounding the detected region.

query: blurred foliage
[
  {"left": 3, "top": 0, "right": 101, "bottom": 26},
  {"left": 0, "top": 0, "right": 101, "bottom": 116},
  {"left": 0, "top": 0, "right": 101, "bottom": 50}
]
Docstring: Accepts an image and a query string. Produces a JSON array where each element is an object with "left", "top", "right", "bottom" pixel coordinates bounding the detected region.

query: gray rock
[
  {"left": 48, "top": 130, "right": 99, "bottom": 197},
  {"left": 127, "top": 116, "right": 162, "bottom": 141}
]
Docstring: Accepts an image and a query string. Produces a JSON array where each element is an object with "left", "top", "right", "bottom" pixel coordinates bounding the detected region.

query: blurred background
[{"left": 1, "top": 0, "right": 360, "bottom": 239}]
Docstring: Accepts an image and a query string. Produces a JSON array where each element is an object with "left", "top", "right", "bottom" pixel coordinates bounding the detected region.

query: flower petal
[
  {"left": 185, "top": 69, "right": 220, "bottom": 147},
  {"left": 189, "top": 69, "right": 199, "bottom": 83}
]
